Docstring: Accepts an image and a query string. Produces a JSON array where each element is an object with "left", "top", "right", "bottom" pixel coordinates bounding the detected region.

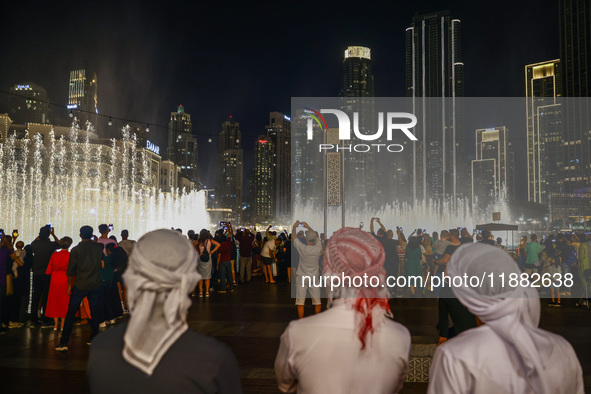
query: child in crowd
[{"left": 12, "top": 241, "right": 26, "bottom": 278}]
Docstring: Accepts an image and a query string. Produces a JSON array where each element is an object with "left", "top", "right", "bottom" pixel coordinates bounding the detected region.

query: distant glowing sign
[
  {"left": 345, "top": 46, "right": 371, "bottom": 60},
  {"left": 67, "top": 104, "right": 78, "bottom": 109},
  {"left": 146, "top": 140, "right": 160, "bottom": 155},
  {"left": 284, "top": 115, "right": 291, "bottom": 121},
  {"left": 17, "top": 85, "right": 30, "bottom": 90}
]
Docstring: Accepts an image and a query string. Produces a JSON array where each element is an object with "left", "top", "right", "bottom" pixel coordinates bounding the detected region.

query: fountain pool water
[
  {"left": 292, "top": 193, "right": 512, "bottom": 244},
  {"left": 0, "top": 123, "right": 210, "bottom": 243}
]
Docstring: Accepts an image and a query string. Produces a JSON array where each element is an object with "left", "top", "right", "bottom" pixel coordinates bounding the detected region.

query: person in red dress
[{"left": 45, "top": 237, "right": 73, "bottom": 331}]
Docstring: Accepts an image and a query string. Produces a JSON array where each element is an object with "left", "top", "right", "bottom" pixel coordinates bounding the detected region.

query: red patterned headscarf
[{"left": 323, "top": 227, "right": 392, "bottom": 349}]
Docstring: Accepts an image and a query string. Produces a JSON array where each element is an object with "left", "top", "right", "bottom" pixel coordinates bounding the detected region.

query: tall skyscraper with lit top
[
  {"left": 68, "top": 69, "right": 98, "bottom": 130},
  {"left": 168, "top": 105, "right": 197, "bottom": 185},
  {"left": 266, "top": 112, "right": 291, "bottom": 219},
  {"left": 251, "top": 136, "right": 275, "bottom": 221},
  {"left": 525, "top": 60, "right": 563, "bottom": 204},
  {"left": 217, "top": 119, "right": 243, "bottom": 219},
  {"left": 341, "top": 46, "right": 377, "bottom": 204},
  {"left": 406, "top": 11, "right": 464, "bottom": 203},
  {"left": 341, "top": 46, "right": 375, "bottom": 97},
  {"left": 471, "top": 127, "right": 510, "bottom": 208}
]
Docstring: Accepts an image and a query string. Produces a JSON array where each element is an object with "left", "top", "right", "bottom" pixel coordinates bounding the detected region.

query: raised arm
[
  {"left": 292, "top": 221, "right": 300, "bottom": 238},
  {"left": 376, "top": 218, "right": 386, "bottom": 233},
  {"left": 370, "top": 217, "right": 375, "bottom": 234},
  {"left": 210, "top": 238, "right": 221, "bottom": 254},
  {"left": 50, "top": 227, "right": 59, "bottom": 243}
]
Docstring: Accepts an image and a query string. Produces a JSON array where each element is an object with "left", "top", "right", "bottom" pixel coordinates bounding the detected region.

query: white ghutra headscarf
[
  {"left": 122, "top": 229, "right": 202, "bottom": 375},
  {"left": 448, "top": 243, "right": 554, "bottom": 394}
]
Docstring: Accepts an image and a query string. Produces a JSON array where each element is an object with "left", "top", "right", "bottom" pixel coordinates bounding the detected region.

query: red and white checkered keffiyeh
[{"left": 323, "top": 227, "right": 392, "bottom": 349}]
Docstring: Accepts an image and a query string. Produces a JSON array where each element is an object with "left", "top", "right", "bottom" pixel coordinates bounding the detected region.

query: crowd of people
[
  {"left": 0, "top": 224, "right": 133, "bottom": 337},
  {"left": 0, "top": 219, "right": 589, "bottom": 393}
]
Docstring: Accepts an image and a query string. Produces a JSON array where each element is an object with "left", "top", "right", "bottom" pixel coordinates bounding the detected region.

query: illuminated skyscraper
[
  {"left": 406, "top": 11, "right": 463, "bottom": 203},
  {"left": 9, "top": 83, "right": 51, "bottom": 125},
  {"left": 341, "top": 46, "right": 376, "bottom": 204},
  {"left": 471, "top": 127, "right": 509, "bottom": 207},
  {"left": 167, "top": 105, "right": 192, "bottom": 158},
  {"left": 167, "top": 105, "right": 197, "bottom": 184},
  {"left": 559, "top": 0, "right": 591, "bottom": 191},
  {"left": 217, "top": 120, "right": 243, "bottom": 218},
  {"left": 68, "top": 69, "right": 98, "bottom": 130},
  {"left": 178, "top": 135, "right": 198, "bottom": 186},
  {"left": 251, "top": 136, "right": 275, "bottom": 220},
  {"left": 341, "top": 46, "right": 375, "bottom": 97},
  {"left": 265, "top": 111, "right": 291, "bottom": 219},
  {"left": 525, "top": 60, "right": 563, "bottom": 204}
]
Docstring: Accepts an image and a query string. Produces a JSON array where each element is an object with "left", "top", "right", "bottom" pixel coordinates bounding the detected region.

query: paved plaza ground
[{"left": 1, "top": 278, "right": 590, "bottom": 393}]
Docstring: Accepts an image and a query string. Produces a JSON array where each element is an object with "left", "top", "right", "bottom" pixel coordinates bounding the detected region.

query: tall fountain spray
[{"left": 0, "top": 121, "right": 210, "bottom": 243}]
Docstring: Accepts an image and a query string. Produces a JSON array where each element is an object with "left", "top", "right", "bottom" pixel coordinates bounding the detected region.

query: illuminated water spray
[{"left": 0, "top": 121, "right": 210, "bottom": 242}]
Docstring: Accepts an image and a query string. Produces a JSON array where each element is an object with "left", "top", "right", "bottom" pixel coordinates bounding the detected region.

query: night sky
[{"left": 0, "top": 0, "right": 559, "bottom": 196}]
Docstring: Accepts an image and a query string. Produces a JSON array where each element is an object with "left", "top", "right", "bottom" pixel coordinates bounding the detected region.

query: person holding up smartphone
[{"left": 30, "top": 225, "right": 61, "bottom": 327}]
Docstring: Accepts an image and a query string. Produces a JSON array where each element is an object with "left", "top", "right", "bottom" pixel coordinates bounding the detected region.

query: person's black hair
[
  {"left": 109, "top": 235, "right": 117, "bottom": 241},
  {"left": 121, "top": 229, "right": 129, "bottom": 237},
  {"left": 106, "top": 243, "right": 117, "bottom": 253},
  {"left": 198, "top": 229, "right": 211, "bottom": 244},
  {"left": 407, "top": 236, "right": 420, "bottom": 251},
  {"left": 544, "top": 239, "right": 556, "bottom": 257},
  {"left": 39, "top": 226, "right": 51, "bottom": 240},
  {"left": 80, "top": 225, "right": 94, "bottom": 239},
  {"left": 98, "top": 224, "right": 109, "bottom": 234}
]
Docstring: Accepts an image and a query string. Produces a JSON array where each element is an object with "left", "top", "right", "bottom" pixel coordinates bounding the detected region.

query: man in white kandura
[
  {"left": 275, "top": 227, "right": 411, "bottom": 393},
  {"left": 428, "top": 243, "right": 583, "bottom": 394}
]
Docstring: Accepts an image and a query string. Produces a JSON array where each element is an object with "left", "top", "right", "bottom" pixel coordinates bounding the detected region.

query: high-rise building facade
[
  {"left": 9, "top": 83, "right": 51, "bottom": 125},
  {"left": 178, "top": 135, "right": 198, "bottom": 185},
  {"left": 340, "top": 46, "right": 377, "bottom": 204},
  {"left": 292, "top": 108, "right": 324, "bottom": 209},
  {"left": 341, "top": 46, "right": 375, "bottom": 97},
  {"left": 471, "top": 127, "right": 509, "bottom": 207},
  {"left": 266, "top": 111, "right": 291, "bottom": 219},
  {"left": 167, "top": 105, "right": 197, "bottom": 184},
  {"left": 68, "top": 69, "right": 98, "bottom": 130},
  {"left": 406, "top": 11, "right": 464, "bottom": 203},
  {"left": 525, "top": 60, "right": 563, "bottom": 204},
  {"left": 217, "top": 120, "right": 243, "bottom": 218},
  {"left": 559, "top": 0, "right": 591, "bottom": 192},
  {"left": 251, "top": 136, "right": 275, "bottom": 220},
  {"left": 167, "top": 105, "right": 192, "bottom": 158}
]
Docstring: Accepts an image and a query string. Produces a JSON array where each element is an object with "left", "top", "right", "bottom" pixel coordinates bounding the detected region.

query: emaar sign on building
[{"left": 146, "top": 140, "right": 160, "bottom": 155}]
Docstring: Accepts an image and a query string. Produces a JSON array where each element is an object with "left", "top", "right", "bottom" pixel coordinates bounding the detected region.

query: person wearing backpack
[{"left": 193, "top": 229, "right": 220, "bottom": 298}]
